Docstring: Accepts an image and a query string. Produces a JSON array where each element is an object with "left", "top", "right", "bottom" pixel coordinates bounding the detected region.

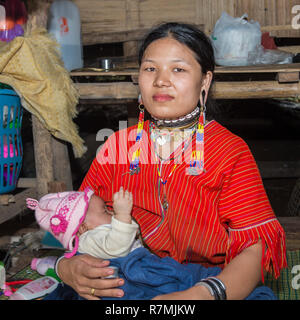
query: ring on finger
[{"left": 91, "top": 288, "right": 95, "bottom": 296}]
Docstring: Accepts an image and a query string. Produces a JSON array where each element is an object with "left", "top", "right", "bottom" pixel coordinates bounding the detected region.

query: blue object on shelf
[
  {"left": 42, "top": 232, "right": 64, "bottom": 249},
  {"left": 0, "top": 88, "right": 23, "bottom": 194}
]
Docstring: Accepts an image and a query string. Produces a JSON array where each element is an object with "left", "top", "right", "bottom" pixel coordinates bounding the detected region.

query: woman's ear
[
  {"left": 199, "top": 71, "right": 213, "bottom": 104},
  {"left": 138, "top": 94, "right": 143, "bottom": 104}
]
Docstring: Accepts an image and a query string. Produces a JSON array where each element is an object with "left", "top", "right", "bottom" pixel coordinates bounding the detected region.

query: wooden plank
[
  {"left": 16, "top": 178, "right": 37, "bottom": 189},
  {"left": 278, "top": 217, "right": 300, "bottom": 251},
  {"left": 84, "top": 28, "right": 150, "bottom": 45},
  {"left": 211, "top": 81, "right": 300, "bottom": 99},
  {"left": 74, "top": 82, "right": 139, "bottom": 100},
  {"left": 70, "top": 69, "right": 139, "bottom": 77},
  {"left": 215, "top": 63, "right": 300, "bottom": 74},
  {"left": 277, "top": 72, "right": 299, "bottom": 83},
  {"left": 70, "top": 64, "right": 300, "bottom": 77},
  {"left": 280, "top": 46, "right": 300, "bottom": 55},
  {"left": 261, "top": 24, "right": 295, "bottom": 32},
  {"left": 0, "top": 188, "right": 37, "bottom": 225},
  {"left": 74, "top": 80, "right": 300, "bottom": 100}
]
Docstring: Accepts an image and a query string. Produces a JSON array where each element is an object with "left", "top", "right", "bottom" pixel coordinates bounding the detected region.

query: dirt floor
[{"left": 0, "top": 97, "right": 299, "bottom": 278}]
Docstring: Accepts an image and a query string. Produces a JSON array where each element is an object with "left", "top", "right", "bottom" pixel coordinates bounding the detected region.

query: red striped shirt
[{"left": 80, "top": 120, "right": 287, "bottom": 279}]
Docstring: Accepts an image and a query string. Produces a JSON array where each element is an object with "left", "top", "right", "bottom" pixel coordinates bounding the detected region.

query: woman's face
[{"left": 138, "top": 37, "right": 212, "bottom": 120}]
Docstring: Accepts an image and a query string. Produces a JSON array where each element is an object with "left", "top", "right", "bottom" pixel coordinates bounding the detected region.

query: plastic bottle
[
  {"left": 31, "top": 256, "right": 58, "bottom": 275},
  {"left": 0, "top": 0, "right": 27, "bottom": 42},
  {"left": 8, "top": 276, "right": 59, "bottom": 300},
  {"left": 47, "top": 0, "right": 83, "bottom": 71},
  {"left": 0, "top": 261, "right": 5, "bottom": 290}
]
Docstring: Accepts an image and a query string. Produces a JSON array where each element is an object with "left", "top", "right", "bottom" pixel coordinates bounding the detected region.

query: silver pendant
[
  {"left": 187, "top": 167, "right": 201, "bottom": 176},
  {"left": 157, "top": 136, "right": 167, "bottom": 146},
  {"left": 162, "top": 199, "right": 169, "bottom": 211},
  {"left": 130, "top": 167, "right": 140, "bottom": 175}
]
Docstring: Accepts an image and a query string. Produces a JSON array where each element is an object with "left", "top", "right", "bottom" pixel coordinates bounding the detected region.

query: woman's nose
[{"left": 153, "top": 71, "right": 171, "bottom": 87}]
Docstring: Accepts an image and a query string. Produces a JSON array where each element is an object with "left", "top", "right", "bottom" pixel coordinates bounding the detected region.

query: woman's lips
[{"left": 153, "top": 94, "right": 174, "bottom": 102}]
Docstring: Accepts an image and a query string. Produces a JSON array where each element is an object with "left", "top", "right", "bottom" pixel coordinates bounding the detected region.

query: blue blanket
[{"left": 45, "top": 247, "right": 277, "bottom": 300}]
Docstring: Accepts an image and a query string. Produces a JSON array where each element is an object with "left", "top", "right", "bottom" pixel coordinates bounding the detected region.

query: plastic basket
[{"left": 0, "top": 88, "right": 23, "bottom": 194}]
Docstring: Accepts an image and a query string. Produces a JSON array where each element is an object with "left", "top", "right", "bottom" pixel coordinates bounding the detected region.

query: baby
[{"left": 26, "top": 187, "right": 141, "bottom": 259}]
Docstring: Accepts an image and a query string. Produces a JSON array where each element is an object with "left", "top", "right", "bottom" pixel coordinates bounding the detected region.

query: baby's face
[{"left": 84, "top": 195, "right": 112, "bottom": 230}]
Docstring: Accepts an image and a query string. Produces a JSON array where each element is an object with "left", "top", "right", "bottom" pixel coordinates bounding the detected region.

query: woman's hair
[{"left": 138, "top": 22, "right": 219, "bottom": 120}]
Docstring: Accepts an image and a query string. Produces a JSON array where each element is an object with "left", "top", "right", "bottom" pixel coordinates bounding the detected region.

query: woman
[{"left": 56, "top": 22, "right": 287, "bottom": 300}]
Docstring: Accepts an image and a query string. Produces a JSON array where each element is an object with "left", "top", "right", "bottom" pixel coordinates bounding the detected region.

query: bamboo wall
[{"left": 72, "top": 0, "right": 299, "bottom": 45}]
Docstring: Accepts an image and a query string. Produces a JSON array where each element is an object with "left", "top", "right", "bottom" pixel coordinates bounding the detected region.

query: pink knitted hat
[{"left": 26, "top": 187, "right": 94, "bottom": 258}]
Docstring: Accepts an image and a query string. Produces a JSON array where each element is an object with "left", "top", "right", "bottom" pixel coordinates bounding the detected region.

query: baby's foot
[{"left": 113, "top": 187, "right": 133, "bottom": 221}]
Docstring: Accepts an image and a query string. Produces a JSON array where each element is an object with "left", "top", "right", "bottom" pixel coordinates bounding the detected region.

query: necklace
[
  {"left": 150, "top": 119, "right": 197, "bottom": 146},
  {"left": 157, "top": 162, "right": 178, "bottom": 211},
  {"left": 152, "top": 124, "right": 196, "bottom": 212},
  {"left": 152, "top": 106, "right": 200, "bottom": 128}
]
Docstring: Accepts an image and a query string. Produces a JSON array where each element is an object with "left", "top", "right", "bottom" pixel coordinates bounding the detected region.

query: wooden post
[
  {"left": 25, "top": 0, "right": 52, "bottom": 34},
  {"left": 51, "top": 137, "right": 73, "bottom": 191},
  {"left": 31, "top": 115, "right": 54, "bottom": 198},
  {"left": 123, "top": 40, "right": 139, "bottom": 58}
]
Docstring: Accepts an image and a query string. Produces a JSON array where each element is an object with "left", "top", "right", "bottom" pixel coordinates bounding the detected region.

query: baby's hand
[{"left": 113, "top": 187, "right": 133, "bottom": 223}]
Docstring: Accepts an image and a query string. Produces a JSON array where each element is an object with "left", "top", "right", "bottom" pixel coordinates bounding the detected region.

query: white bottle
[
  {"left": 47, "top": 0, "right": 83, "bottom": 71},
  {"left": 9, "top": 276, "right": 59, "bottom": 300},
  {"left": 31, "top": 256, "right": 58, "bottom": 275}
]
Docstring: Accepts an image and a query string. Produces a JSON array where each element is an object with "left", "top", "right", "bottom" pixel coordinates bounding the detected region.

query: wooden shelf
[
  {"left": 0, "top": 188, "right": 37, "bottom": 225},
  {"left": 71, "top": 63, "right": 300, "bottom": 101},
  {"left": 71, "top": 63, "right": 300, "bottom": 76}
]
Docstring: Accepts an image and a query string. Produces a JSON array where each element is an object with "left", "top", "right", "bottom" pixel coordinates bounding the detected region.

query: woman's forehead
[{"left": 142, "top": 37, "right": 198, "bottom": 64}]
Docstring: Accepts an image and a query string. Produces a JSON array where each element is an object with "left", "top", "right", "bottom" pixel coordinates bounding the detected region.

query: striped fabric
[{"left": 79, "top": 120, "right": 287, "bottom": 280}]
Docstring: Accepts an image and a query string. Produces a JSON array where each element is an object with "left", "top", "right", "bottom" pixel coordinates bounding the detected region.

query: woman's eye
[
  {"left": 144, "top": 67, "right": 155, "bottom": 72},
  {"left": 174, "top": 67, "right": 185, "bottom": 72}
]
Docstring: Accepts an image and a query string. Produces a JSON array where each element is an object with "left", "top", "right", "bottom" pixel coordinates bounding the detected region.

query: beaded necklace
[
  {"left": 150, "top": 121, "right": 197, "bottom": 212},
  {"left": 129, "top": 105, "right": 205, "bottom": 173},
  {"left": 129, "top": 104, "right": 205, "bottom": 211}
]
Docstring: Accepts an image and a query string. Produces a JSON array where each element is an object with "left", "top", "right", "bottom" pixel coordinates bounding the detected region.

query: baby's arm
[
  {"left": 112, "top": 187, "right": 133, "bottom": 224},
  {"left": 78, "top": 217, "right": 139, "bottom": 259}
]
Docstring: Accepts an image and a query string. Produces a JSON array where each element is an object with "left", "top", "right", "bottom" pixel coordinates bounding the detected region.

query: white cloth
[{"left": 78, "top": 217, "right": 142, "bottom": 259}]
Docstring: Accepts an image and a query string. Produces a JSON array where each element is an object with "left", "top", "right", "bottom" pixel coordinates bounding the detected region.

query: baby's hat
[{"left": 26, "top": 187, "right": 94, "bottom": 258}]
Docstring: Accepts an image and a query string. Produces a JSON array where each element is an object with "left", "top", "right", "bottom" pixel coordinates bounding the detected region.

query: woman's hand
[
  {"left": 152, "top": 285, "right": 214, "bottom": 300},
  {"left": 57, "top": 254, "right": 125, "bottom": 300}
]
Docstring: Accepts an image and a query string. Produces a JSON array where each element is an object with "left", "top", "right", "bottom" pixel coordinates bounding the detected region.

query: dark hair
[{"left": 138, "top": 22, "right": 219, "bottom": 120}]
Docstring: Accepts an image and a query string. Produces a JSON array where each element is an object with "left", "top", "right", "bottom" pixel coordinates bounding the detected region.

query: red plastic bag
[{"left": 0, "top": 0, "right": 27, "bottom": 42}]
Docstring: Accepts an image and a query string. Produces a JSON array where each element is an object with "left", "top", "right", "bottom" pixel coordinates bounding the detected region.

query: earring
[
  {"left": 129, "top": 100, "right": 145, "bottom": 175},
  {"left": 138, "top": 94, "right": 142, "bottom": 104},
  {"left": 187, "top": 91, "right": 206, "bottom": 176}
]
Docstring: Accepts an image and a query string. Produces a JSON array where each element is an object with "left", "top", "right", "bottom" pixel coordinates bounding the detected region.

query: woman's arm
[
  {"left": 153, "top": 241, "right": 262, "bottom": 300},
  {"left": 57, "top": 254, "right": 125, "bottom": 300}
]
